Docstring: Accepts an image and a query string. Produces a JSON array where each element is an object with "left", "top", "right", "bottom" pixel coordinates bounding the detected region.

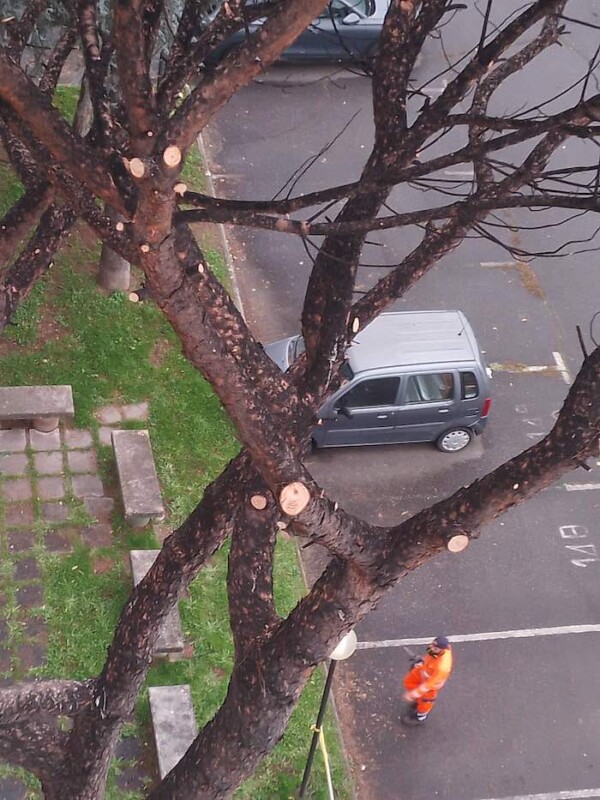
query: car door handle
[
  {"left": 438, "top": 409, "right": 450, "bottom": 414},
  {"left": 376, "top": 414, "right": 389, "bottom": 419}
]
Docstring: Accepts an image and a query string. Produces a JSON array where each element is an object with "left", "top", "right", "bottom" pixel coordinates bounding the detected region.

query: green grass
[{"left": 0, "top": 103, "right": 351, "bottom": 799}]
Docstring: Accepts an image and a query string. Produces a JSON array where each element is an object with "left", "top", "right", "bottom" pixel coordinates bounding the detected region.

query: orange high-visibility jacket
[{"left": 404, "top": 647, "right": 453, "bottom": 700}]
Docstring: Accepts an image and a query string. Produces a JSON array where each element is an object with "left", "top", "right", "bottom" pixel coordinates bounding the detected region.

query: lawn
[{"left": 0, "top": 93, "right": 352, "bottom": 799}]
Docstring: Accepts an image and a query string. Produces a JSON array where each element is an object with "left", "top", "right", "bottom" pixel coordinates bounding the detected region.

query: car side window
[
  {"left": 405, "top": 373, "right": 454, "bottom": 404},
  {"left": 325, "top": 0, "right": 371, "bottom": 18},
  {"left": 460, "top": 371, "right": 479, "bottom": 399},
  {"left": 337, "top": 377, "right": 400, "bottom": 409}
]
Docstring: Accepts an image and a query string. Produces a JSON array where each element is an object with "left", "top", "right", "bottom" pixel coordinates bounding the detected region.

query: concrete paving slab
[
  {"left": 96, "top": 405, "right": 122, "bottom": 425},
  {"left": 34, "top": 451, "right": 64, "bottom": 475},
  {"left": 84, "top": 496, "right": 115, "bottom": 523},
  {"left": 1, "top": 479, "right": 33, "bottom": 502},
  {"left": 67, "top": 450, "right": 98, "bottom": 474},
  {"left": 15, "top": 583, "right": 43, "bottom": 608},
  {"left": 63, "top": 429, "right": 93, "bottom": 449},
  {"left": 17, "top": 640, "right": 46, "bottom": 671},
  {"left": 7, "top": 530, "right": 35, "bottom": 552},
  {"left": 98, "top": 426, "right": 114, "bottom": 446},
  {"left": 4, "top": 502, "right": 34, "bottom": 526},
  {"left": 71, "top": 474, "right": 105, "bottom": 497},
  {"left": 14, "top": 558, "right": 41, "bottom": 580},
  {"left": 39, "top": 501, "right": 70, "bottom": 522},
  {"left": 82, "top": 524, "right": 112, "bottom": 548},
  {"left": 43, "top": 530, "right": 74, "bottom": 553},
  {"left": 0, "top": 429, "right": 27, "bottom": 453},
  {"left": 121, "top": 402, "right": 149, "bottom": 421},
  {"left": 37, "top": 476, "right": 66, "bottom": 501},
  {"left": 29, "top": 428, "right": 61, "bottom": 451},
  {"left": 0, "top": 454, "right": 28, "bottom": 476}
]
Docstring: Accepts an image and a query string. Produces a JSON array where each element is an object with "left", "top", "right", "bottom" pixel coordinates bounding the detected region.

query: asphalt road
[{"left": 207, "top": 4, "right": 600, "bottom": 798}]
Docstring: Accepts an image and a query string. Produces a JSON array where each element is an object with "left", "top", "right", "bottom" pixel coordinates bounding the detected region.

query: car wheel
[{"left": 436, "top": 428, "right": 472, "bottom": 453}]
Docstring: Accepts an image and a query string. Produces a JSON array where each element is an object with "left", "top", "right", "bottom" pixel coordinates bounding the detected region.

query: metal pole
[{"left": 298, "top": 659, "right": 337, "bottom": 798}]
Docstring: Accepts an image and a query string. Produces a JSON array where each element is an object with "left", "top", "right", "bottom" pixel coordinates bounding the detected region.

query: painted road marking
[
  {"left": 478, "top": 790, "right": 600, "bottom": 800},
  {"left": 356, "top": 624, "right": 600, "bottom": 649},
  {"left": 480, "top": 260, "right": 522, "bottom": 268},
  {"left": 444, "top": 168, "right": 475, "bottom": 177},
  {"left": 552, "top": 351, "right": 571, "bottom": 384},
  {"left": 489, "top": 361, "right": 566, "bottom": 378},
  {"left": 422, "top": 78, "right": 448, "bottom": 97},
  {"left": 564, "top": 483, "right": 600, "bottom": 491}
]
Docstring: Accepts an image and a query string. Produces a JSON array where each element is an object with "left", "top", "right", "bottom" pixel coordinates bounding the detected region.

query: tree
[{"left": 0, "top": 0, "right": 599, "bottom": 798}]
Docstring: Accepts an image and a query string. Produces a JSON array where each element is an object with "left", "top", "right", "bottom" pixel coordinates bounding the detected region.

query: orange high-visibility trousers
[{"left": 403, "top": 670, "right": 439, "bottom": 715}]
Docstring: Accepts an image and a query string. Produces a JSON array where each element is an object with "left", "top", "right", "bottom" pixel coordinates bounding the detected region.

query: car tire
[{"left": 436, "top": 428, "right": 472, "bottom": 453}]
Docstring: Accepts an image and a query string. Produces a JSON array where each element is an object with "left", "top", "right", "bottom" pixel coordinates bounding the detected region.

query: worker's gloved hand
[{"left": 410, "top": 656, "right": 424, "bottom": 667}]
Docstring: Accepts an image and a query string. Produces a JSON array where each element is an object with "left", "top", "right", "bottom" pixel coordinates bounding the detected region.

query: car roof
[{"left": 348, "top": 311, "right": 480, "bottom": 374}]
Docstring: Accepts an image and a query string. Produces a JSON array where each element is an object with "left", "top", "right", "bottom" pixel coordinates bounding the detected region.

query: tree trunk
[{"left": 97, "top": 206, "right": 130, "bottom": 294}]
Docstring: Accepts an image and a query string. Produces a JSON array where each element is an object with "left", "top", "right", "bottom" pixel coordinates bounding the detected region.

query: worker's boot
[{"left": 401, "top": 707, "right": 427, "bottom": 726}]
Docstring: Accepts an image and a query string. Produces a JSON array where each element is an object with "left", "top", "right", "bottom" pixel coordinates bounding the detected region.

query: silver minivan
[{"left": 266, "top": 310, "right": 492, "bottom": 452}]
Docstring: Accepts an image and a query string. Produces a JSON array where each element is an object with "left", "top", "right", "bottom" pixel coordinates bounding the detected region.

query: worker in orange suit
[{"left": 401, "top": 635, "right": 453, "bottom": 726}]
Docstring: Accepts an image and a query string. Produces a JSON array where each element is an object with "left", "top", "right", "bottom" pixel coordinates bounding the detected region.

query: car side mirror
[
  {"left": 337, "top": 406, "right": 353, "bottom": 419},
  {"left": 341, "top": 12, "right": 361, "bottom": 24}
]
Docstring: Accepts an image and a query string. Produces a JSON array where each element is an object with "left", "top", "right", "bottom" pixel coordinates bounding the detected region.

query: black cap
[{"left": 433, "top": 635, "right": 450, "bottom": 650}]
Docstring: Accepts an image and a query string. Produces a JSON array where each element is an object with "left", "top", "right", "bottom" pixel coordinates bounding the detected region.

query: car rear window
[
  {"left": 461, "top": 371, "right": 479, "bottom": 399},
  {"left": 406, "top": 373, "right": 454, "bottom": 403}
]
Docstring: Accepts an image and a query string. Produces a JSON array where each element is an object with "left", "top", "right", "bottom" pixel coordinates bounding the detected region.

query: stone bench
[
  {"left": 148, "top": 685, "right": 197, "bottom": 779},
  {"left": 0, "top": 385, "right": 74, "bottom": 432},
  {"left": 112, "top": 429, "right": 164, "bottom": 527},
  {"left": 129, "top": 550, "right": 185, "bottom": 657}
]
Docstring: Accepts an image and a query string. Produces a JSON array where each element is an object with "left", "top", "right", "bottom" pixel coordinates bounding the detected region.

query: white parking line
[
  {"left": 480, "top": 260, "right": 521, "bottom": 268},
  {"left": 552, "top": 351, "right": 571, "bottom": 384},
  {"left": 478, "top": 790, "right": 600, "bottom": 800},
  {"left": 444, "top": 168, "right": 475, "bottom": 177},
  {"left": 564, "top": 483, "right": 600, "bottom": 491},
  {"left": 356, "top": 624, "right": 600, "bottom": 650}
]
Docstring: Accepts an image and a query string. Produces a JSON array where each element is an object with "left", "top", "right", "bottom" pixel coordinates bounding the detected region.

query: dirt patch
[
  {"left": 92, "top": 556, "right": 115, "bottom": 574},
  {"left": 515, "top": 260, "right": 545, "bottom": 299},
  {"left": 149, "top": 339, "right": 172, "bottom": 368}
]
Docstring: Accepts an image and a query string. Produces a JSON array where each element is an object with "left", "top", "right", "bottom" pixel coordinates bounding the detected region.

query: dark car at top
[{"left": 207, "top": 0, "right": 390, "bottom": 65}]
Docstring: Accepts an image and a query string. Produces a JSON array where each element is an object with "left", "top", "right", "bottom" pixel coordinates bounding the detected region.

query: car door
[
  {"left": 287, "top": 0, "right": 377, "bottom": 62},
  {"left": 393, "top": 371, "right": 458, "bottom": 443},
  {"left": 318, "top": 375, "right": 401, "bottom": 446}
]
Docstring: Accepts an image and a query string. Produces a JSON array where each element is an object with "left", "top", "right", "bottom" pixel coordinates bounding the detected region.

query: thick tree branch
[
  {"left": 114, "top": 0, "right": 160, "bottom": 153},
  {"left": 0, "top": 53, "right": 125, "bottom": 212},
  {"left": 0, "top": 203, "right": 76, "bottom": 332},
  {"left": 0, "top": 186, "right": 53, "bottom": 267},
  {"left": 0, "top": 679, "right": 95, "bottom": 726}
]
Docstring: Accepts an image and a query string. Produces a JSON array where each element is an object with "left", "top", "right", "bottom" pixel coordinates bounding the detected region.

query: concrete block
[
  {"left": 148, "top": 685, "right": 197, "bottom": 779},
  {"left": 112, "top": 430, "right": 164, "bottom": 526},
  {"left": 0, "top": 385, "right": 74, "bottom": 428},
  {"left": 129, "top": 550, "right": 184, "bottom": 654}
]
